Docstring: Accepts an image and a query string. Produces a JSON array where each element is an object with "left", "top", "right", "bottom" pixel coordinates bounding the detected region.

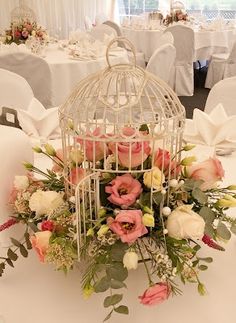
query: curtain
[{"left": 0, "top": 0, "right": 112, "bottom": 39}]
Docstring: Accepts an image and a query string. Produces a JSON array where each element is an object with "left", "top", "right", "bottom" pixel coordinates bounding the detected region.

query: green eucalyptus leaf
[
  {"left": 139, "top": 192, "right": 151, "bottom": 208},
  {"left": 94, "top": 276, "right": 110, "bottom": 293},
  {"left": 199, "top": 207, "right": 215, "bottom": 223},
  {"left": 198, "top": 257, "right": 213, "bottom": 263},
  {"left": 106, "top": 263, "right": 128, "bottom": 282},
  {"left": 7, "top": 248, "right": 18, "bottom": 261},
  {"left": 6, "top": 258, "right": 14, "bottom": 267},
  {"left": 204, "top": 223, "right": 215, "bottom": 238},
  {"left": 198, "top": 265, "right": 208, "bottom": 271},
  {"left": 114, "top": 305, "right": 129, "bottom": 315},
  {"left": 28, "top": 222, "right": 39, "bottom": 233},
  {"left": 104, "top": 294, "right": 123, "bottom": 308},
  {"left": 230, "top": 224, "right": 236, "bottom": 235},
  {"left": 110, "top": 279, "right": 126, "bottom": 289},
  {"left": 216, "top": 222, "right": 231, "bottom": 240},
  {"left": 10, "top": 238, "right": 21, "bottom": 247},
  {"left": 192, "top": 260, "right": 199, "bottom": 267},
  {"left": 103, "top": 310, "right": 113, "bottom": 322},
  {"left": 24, "top": 232, "right": 32, "bottom": 250},
  {"left": 111, "top": 242, "right": 128, "bottom": 262},
  {"left": 19, "top": 245, "right": 28, "bottom": 258},
  {"left": 0, "top": 263, "right": 5, "bottom": 276},
  {"left": 193, "top": 244, "right": 201, "bottom": 252},
  {"left": 192, "top": 188, "right": 207, "bottom": 204},
  {"left": 153, "top": 192, "right": 163, "bottom": 206}
]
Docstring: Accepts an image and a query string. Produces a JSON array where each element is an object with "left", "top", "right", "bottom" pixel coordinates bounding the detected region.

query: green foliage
[
  {"left": 192, "top": 188, "right": 208, "bottom": 204},
  {"left": 7, "top": 249, "right": 18, "bottom": 261},
  {"left": 114, "top": 305, "right": 129, "bottom": 315},
  {"left": 199, "top": 207, "right": 215, "bottom": 223},
  {"left": 104, "top": 294, "right": 123, "bottom": 307},
  {"left": 106, "top": 263, "right": 128, "bottom": 282},
  {"left": 216, "top": 222, "right": 231, "bottom": 240},
  {"left": 94, "top": 276, "right": 110, "bottom": 293}
]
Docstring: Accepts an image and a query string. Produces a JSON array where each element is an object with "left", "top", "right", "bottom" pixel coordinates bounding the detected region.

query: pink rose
[
  {"left": 154, "top": 148, "right": 181, "bottom": 177},
  {"left": 78, "top": 127, "right": 108, "bottom": 162},
  {"left": 22, "top": 30, "right": 29, "bottom": 38},
  {"left": 139, "top": 283, "right": 170, "bottom": 306},
  {"left": 108, "top": 127, "right": 151, "bottom": 168},
  {"left": 30, "top": 231, "right": 52, "bottom": 263},
  {"left": 105, "top": 174, "right": 142, "bottom": 207},
  {"left": 187, "top": 157, "right": 224, "bottom": 191},
  {"left": 69, "top": 167, "right": 86, "bottom": 185},
  {"left": 107, "top": 210, "right": 148, "bottom": 244},
  {"left": 14, "top": 30, "right": 21, "bottom": 38}
]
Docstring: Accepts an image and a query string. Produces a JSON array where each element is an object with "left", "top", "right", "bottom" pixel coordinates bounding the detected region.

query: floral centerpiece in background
[
  {"left": 163, "top": 9, "right": 189, "bottom": 26},
  {"left": 1, "top": 139, "right": 236, "bottom": 321},
  {"left": 3, "top": 19, "right": 48, "bottom": 45}
]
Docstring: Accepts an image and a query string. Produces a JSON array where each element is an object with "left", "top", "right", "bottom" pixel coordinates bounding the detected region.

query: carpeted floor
[{"left": 179, "top": 87, "right": 210, "bottom": 119}]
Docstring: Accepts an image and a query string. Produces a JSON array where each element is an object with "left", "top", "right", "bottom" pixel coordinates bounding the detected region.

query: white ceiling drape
[{"left": 0, "top": 0, "right": 112, "bottom": 38}]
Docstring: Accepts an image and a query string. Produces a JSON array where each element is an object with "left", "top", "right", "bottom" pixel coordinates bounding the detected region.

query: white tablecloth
[
  {"left": 122, "top": 27, "right": 236, "bottom": 61},
  {"left": 0, "top": 142, "right": 236, "bottom": 323},
  {"left": 45, "top": 48, "right": 129, "bottom": 107}
]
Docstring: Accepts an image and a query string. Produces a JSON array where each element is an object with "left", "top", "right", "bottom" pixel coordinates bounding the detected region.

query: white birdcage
[
  {"left": 59, "top": 37, "right": 185, "bottom": 258},
  {"left": 11, "top": 0, "right": 36, "bottom": 24}
]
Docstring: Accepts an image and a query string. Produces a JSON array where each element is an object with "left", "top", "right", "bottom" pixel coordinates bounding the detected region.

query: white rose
[
  {"left": 14, "top": 175, "right": 29, "bottom": 190},
  {"left": 29, "top": 190, "right": 64, "bottom": 216},
  {"left": 123, "top": 251, "right": 139, "bottom": 270},
  {"left": 143, "top": 167, "right": 165, "bottom": 191},
  {"left": 166, "top": 205, "right": 205, "bottom": 240}
]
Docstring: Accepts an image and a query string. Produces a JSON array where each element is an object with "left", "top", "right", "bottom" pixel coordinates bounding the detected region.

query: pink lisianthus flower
[
  {"left": 69, "top": 167, "right": 86, "bottom": 185},
  {"left": 154, "top": 148, "right": 181, "bottom": 177},
  {"left": 78, "top": 127, "right": 108, "bottom": 162},
  {"left": 105, "top": 174, "right": 142, "bottom": 207},
  {"left": 107, "top": 210, "right": 148, "bottom": 244},
  {"left": 108, "top": 127, "right": 151, "bottom": 168},
  {"left": 187, "top": 157, "right": 224, "bottom": 191},
  {"left": 139, "top": 283, "right": 170, "bottom": 306}
]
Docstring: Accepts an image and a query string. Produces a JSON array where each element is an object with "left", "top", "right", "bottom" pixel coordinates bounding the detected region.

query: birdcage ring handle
[{"left": 106, "top": 36, "right": 137, "bottom": 68}]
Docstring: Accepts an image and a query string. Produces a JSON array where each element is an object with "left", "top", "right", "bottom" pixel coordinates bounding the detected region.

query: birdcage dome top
[
  {"left": 11, "top": 2, "right": 36, "bottom": 23},
  {"left": 59, "top": 38, "right": 185, "bottom": 137}
]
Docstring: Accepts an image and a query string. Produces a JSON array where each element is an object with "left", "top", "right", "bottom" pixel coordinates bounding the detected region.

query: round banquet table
[
  {"left": 122, "top": 26, "right": 236, "bottom": 61},
  {"left": 44, "top": 48, "right": 129, "bottom": 107},
  {"left": 0, "top": 143, "right": 236, "bottom": 323}
]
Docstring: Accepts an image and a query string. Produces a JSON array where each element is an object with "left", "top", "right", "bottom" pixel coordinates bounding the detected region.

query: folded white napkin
[
  {"left": 18, "top": 98, "right": 61, "bottom": 140},
  {"left": 184, "top": 104, "right": 236, "bottom": 148}
]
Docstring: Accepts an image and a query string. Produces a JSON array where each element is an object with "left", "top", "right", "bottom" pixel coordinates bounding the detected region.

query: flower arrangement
[
  {"left": 1, "top": 136, "right": 236, "bottom": 321},
  {"left": 3, "top": 19, "right": 48, "bottom": 45},
  {"left": 163, "top": 9, "right": 189, "bottom": 26}
]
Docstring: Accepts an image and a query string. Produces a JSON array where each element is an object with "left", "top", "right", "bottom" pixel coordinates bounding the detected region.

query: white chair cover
[
  {"left": 164, "top": 25, "right": 194, "bottom": 96},
  {"left": 0, "top": 125, "right": 33, "bottom": 247},
  {"left": 205, "top": 76, "right": 236, "bottom": 115},
  {"left": 0, "top": 68, "right": 34, "bottom": 110},
  {"left": 146, "top": 44, "right": 176, "bottom": 86},
  {"left": 88, "top": 24, "right": 117, "bottom": 41},
  {"left": 158, "top": 32, "right": 174, "bottom": 46},
  {"left": 84, "top": 16, "right": 93, "bottom": 30},
  {"left": 205, "top": 41, "right": 236, "bottom": 89},
  {"left": 0, "top": 52, "right": 53, "bottom": 108}
]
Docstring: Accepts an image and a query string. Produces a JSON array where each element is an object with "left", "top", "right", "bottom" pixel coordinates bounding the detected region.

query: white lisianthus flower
[
  {"left": 123, "top": 251, "right": 139, "bottom": 270},
  {"left": 166, "top": 205, "right": 205, "bottom": 240},
  {"left": 14, "top": 175, "right": 30, "bottom": 190},
  {"left": 29, "top": 190, "right": 64, "bottom": 216},
  {"left": 143, "top": 167, "right": 165, "bottom": 191},
  {"left": 31, "top": 30, "right": 36, "bottom": 36}
]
